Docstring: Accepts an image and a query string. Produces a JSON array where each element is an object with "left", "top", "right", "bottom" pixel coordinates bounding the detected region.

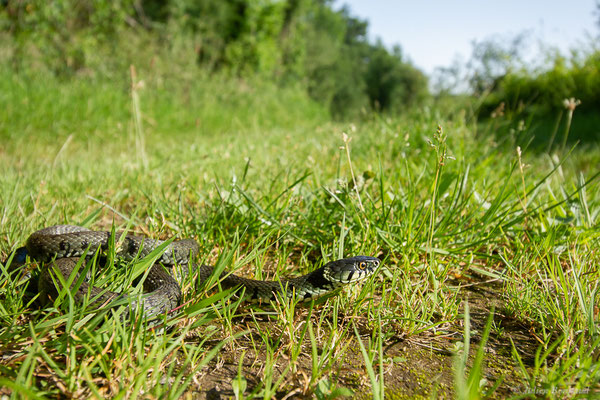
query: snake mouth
[{"left": 339, "top": 268, "right": 375, "bottom": 283}]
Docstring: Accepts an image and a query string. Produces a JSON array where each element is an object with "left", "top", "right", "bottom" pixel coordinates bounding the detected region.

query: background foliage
[
  {"left": 446, "top": 32, "right": 600, "bottom": 145},
  {"left": 0, "top": 0, "right": 429, "bottom": 118},
  {"left": 3, "top": 0, "right": 598, "bottom": 144}
]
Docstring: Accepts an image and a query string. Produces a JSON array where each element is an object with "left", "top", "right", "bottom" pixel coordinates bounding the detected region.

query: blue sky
[{"left": 334, "top": 0, "right": 598, "bottom": 75}]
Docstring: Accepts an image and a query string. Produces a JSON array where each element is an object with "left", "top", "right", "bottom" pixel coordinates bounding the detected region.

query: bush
[{"left": 477, "top": 51, "right": 600, "bottom": 145}]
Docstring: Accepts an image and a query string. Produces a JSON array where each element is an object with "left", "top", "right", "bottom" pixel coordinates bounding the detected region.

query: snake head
[{"left": 323, "top": 255, "right": 380, "bottom": 284}]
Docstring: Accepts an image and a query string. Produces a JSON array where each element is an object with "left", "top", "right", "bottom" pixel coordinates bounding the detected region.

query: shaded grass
[{"left": 1, "top": 67, "right": 600, "bottom": 398}]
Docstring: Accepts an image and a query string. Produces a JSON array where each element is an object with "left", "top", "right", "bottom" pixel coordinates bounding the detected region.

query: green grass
[{"left": 1, "top": 66, "right": 599, "bottom": 398}]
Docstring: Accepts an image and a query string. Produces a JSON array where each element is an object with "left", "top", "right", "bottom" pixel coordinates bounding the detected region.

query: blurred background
[{"left": 1, "top": 0, "right": 598, "bottom": 145}]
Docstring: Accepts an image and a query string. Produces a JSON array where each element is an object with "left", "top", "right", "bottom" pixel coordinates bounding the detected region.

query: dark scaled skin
[{"left": 22, "top": 225, "right": 381, "bottom": 318}]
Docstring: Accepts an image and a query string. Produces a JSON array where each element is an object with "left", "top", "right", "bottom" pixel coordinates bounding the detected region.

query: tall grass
[{"left": 1, "top": 63, "right": 599, "bottom": 398}]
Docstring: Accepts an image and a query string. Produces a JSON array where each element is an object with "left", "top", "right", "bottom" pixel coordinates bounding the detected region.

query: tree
[
  {"left": 466, "top": 33, "right": 528, "bottom": 95},
  {"left": 363, "top": 43, "right": 428, "bottom": 112}
]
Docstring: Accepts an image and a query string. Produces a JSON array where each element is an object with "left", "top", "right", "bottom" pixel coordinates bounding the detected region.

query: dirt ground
[{"left": 183, "top": 277, "right": 544, "bottom": 399}]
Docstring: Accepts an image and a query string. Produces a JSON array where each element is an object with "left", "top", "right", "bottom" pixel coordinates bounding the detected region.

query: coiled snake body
[{"left": 18, "top": 225, "right": 380, "bottom": 319}]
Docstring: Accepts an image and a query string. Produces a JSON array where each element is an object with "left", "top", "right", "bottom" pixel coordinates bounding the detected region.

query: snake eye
[{"left": 358, "top": 261, "right": 367, "bottom": 270}]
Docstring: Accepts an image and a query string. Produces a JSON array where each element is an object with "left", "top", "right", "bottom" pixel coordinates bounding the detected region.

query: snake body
[{"left": 20, "top": 225, "right": 380, "bottom": 319}]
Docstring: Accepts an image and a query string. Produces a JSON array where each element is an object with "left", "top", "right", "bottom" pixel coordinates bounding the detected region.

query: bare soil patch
[{"left": 181, "top": 277, "right": 543, "bottom": 399}]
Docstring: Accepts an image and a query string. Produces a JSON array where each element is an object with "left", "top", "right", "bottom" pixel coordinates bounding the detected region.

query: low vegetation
[
  {"left": 1, "top": 65, "right": 599, "bottom": 397},
  {"left": 1, "top": 1, "right": 599, "bottom": 398}
]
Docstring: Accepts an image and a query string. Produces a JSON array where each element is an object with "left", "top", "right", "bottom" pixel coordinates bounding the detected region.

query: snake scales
[{"left": 16, "top": 225, "right": 380, "bottom": 319}]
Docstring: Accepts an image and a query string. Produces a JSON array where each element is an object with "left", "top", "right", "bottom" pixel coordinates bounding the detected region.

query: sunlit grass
[{"left": 1, "top": 67, "right": 599, "bottom": 398}]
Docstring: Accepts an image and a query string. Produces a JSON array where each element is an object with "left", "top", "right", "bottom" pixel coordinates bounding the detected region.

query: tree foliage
[
  {"left": 0, "top": 0, "right": 429, "bottom": 118},
  {"left": 1, "top": 0, "right": 134, "bottom": 73}
]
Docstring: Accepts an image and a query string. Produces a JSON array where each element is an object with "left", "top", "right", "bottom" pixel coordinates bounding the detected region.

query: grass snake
[{"left": 15, "top": 225, "right": 380, "bottom": 319}]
